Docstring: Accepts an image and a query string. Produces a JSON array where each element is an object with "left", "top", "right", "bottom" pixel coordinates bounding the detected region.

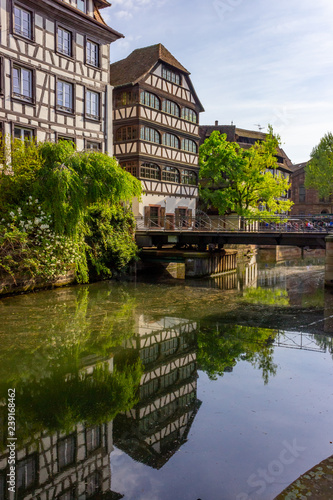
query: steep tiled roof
[
  {"left": 93, "top": 5, "right": 107, "bottom": 25},
  {"left": 110, "top": 43, "right": 190, "bottom": 87},
  {"left": 199, "top": 125, "right": 236, "bottom": 144}
]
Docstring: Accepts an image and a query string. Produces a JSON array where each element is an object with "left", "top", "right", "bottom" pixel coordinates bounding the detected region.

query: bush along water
[{"left": 0, "top": 137, "right": 142, "bottom": 287}]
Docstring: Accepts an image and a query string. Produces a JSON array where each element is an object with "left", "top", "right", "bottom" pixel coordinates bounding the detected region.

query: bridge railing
[{"left": 135, "top": 214, "right": 333, "bottom": 233}]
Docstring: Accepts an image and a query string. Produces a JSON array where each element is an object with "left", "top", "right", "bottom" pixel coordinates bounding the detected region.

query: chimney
[{"left": 215, "top": 120, "right": 218, "bottom": 126}]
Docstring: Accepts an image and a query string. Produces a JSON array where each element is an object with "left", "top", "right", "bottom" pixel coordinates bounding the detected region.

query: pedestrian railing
[{"left": 135, "top": 214, "right": 333, "bottom": 234}]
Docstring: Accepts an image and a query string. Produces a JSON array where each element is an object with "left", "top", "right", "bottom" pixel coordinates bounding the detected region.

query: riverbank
[{"left": 275, "top": 454, "right": 333, "bottom": 499}]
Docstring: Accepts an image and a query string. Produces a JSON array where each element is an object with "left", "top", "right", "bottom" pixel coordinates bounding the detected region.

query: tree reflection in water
[{"left": 197, "top": 323, "right": 278, "bottom": 383}]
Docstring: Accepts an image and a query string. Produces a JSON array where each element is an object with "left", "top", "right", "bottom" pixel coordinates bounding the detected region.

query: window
[
  {"left": 162, "top": 166, "right": 179, "bottom": 183},
  {"left": 57, "top": 80, "right": 74, "bottom": 113},
  {"left": 181, "top": 169, "right": 197, "bottom": 185},
  {"left": 181, "top": 138, "right": 197, "bottom": 153},
  {"left": 58, "top": 434, "right": 76, "bottom": 469},
  {"left": 140, "top": 127, "right": 160, "bottom": 144},
  {"left": 160, "top": 369, "right": 178, "bottom": 389},
  {"left": 140, "top": 91, "right": 160, "bottom": 110},
  {"left": 182, "top": 107, "right": 197, "bottom": 123},
  {"left": 86, "top": 141, "right": 101, "bottom": 151},
  {"left": 86, "top": 426, "right": 101, "bottom": 454},
  {"left": 13, "top": 65, "right": 33, "bottom": 102},
  {"left": 162, "top": 99, "right": 180, "bottom": 117},
  {"left": 140, "top": 344, "right": 159, "bottom": 364},
  {"left": 140, "top": 379, "right": 159, "bottom": 398},
  {"left": 17, "top": 454, "right": 37, "bottom": 494},
  {"left": 299, "top": 185, "right": 306, "bottom": 202},
  {"left": 163, "top": 133, "right": 179, "bottom": 149},
  {"left": 161, "top": 337, "right": 178, "bottom": 356},
  {"left": 77, "top": 0, "right": 86, "bottom": 13},
  {"left": 58, "top": 27, "right": 72, "bottom": 57},
  {"left": 116, "top": 126, "right": 138, "bottom": 142},
  {"left": 162, "top": 66, "right": 180, "bottom": 85},
  {"left": 115, "top": 91, "right": 137, "bottom": 107},
  {"left": 58, "top": 135, "right": 75, "bottom": 145},
  {"left": 86, "top": 471, "right": 101, "bottom": 499},
  {"left": 121, "top": 161, "right": 137, "bottom": 176},
  {"left": 86, "top": 40, "right": 99, "bottom": 67},
  {"left": 57, "top": 488, "right": 76, "bottom": 500},
  {"left": 86, "top": 90, "right": 99, "bottom": 120},
  {"left": 14, "top": 126, "right": 33, "bottom": 141},
  {"left": 13, "top": 5, "right": 32, "bottom": 39},
  {"left": 140, "top": 162, "right": 160, "bottom": 180}
]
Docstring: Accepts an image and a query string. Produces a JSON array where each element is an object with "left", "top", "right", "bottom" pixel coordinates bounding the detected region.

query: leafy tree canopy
[
  {"left": 199, "top": 126, "right": 292, "bottom": 218},
  {"left": 305, "top": 132, "right": 333, "bottom": 198},
  {"left": 0, "top": 138, "right": 142, "bottom": 282}
]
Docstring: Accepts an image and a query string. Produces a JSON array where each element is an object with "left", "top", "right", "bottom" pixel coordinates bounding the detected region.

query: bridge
[
  {"left": 135, "top": 214, "right": 331, "bottom": 249},
  {"left": 135, "top": 214, "right": 333, "bottom": 285}
]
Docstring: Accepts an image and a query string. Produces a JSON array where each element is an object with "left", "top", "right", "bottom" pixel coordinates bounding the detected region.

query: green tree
[
  {"left": 305, "top": 132, "right": 333, "bottom": 198},
  {"left": 199, "top": 127, "right": 292, "bottom": 217},
  {"left": 0, "top": 139, "right": 142, "bottom": 283}
]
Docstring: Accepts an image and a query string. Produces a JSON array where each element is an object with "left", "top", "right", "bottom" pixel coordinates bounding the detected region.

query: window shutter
[
  {"left": 175, "top": 208, "right": 180, "bottom": 228},
  {"left": 160, "top": 207, "right": 166, "bottom": 228},
  {"left": 144, "top": 206, "right": 150, "bottom": 228},
  {"left": 187, "top": 209, "right": 192, "bottom": 228}
]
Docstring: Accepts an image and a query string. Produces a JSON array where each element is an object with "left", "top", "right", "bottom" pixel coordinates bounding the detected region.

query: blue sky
[{"left": 103, "top": 0, "right": 333, "bottom": 164}]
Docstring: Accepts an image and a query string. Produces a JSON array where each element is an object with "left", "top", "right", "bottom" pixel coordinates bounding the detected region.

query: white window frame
[
  {"left": 86, "top": 90, "right": 99, "bottom": 120},
  {"left": 57, "top": 80, "right": 74, "bottom": 113},
  {"left": 13, "top": 65, "right": 33, "bottom": 102},
  {"left": 86, "top": 40, "right": 99, "bottom": 67},
  {"left": 13, "top": 5, "right": 32, "bottom": 39},
  {"left": 58, "top": 27, "right": 72, "bottom": 57},
  {"left": 14, "top": 126, "right": 34, "bottom": 141}
]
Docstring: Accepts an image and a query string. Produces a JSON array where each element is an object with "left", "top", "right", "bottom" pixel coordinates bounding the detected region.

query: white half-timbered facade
[
  {"left": 0, "top": 0, "right": 122, "bottom": 152},
  {"left": 110, "top": 44, "right": 204, "bottom": 226}
]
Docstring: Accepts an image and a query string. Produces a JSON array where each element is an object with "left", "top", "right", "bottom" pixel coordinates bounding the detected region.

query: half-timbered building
[
  {"left": 0, "top": 0, "right": 122, "bottom": 153},
  {"left": 110, "top": 44, "right": 204, "bottom": 226}
]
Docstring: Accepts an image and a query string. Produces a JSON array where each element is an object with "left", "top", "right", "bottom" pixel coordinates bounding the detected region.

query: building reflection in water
[
  {"left": 0, "top": 357, "right": 123, "bottom": 500},
  {"left": 113, "top": 315, "right": 201, "bottom": 469}
]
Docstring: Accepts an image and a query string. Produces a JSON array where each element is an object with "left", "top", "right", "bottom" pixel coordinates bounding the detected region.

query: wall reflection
[{"left": 113, "top": 316, "right": 201, "bottom": 469}]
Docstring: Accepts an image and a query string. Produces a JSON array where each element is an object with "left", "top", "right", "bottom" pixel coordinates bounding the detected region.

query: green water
[{"left": 0, "top": 256, "right": 332, "bottom": 499}]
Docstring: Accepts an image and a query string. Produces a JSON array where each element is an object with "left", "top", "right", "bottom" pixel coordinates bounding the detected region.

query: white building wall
[{"left": 0, "top": 0, "right": 117, "bottom": 154}]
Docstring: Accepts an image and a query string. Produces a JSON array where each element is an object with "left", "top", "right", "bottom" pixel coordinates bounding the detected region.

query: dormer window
[{"left": 162, "top": 66, "right": 180, "bottom": 85}]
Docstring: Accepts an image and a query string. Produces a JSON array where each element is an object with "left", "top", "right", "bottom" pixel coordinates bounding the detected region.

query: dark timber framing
[
  {"left": 110, "top": 43, "right": 204, "bottom": 221},
  {"left": 0, "top": 0, "right": 123, "bottom": 153}
]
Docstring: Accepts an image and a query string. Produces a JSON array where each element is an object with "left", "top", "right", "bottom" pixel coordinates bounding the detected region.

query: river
[{"left": 0, "top": 253, "right": 332, "bottom": 500}]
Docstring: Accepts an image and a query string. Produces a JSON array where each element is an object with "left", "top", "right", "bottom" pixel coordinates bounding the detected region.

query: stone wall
[{"left": 0, "top": 266, "right": 76, "bottom": 296}]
